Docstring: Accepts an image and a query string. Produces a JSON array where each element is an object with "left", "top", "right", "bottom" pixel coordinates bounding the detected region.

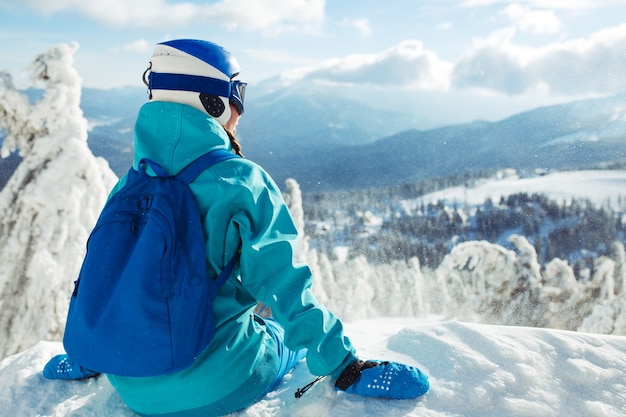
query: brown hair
[{"left": 225, "top": 128, "right": 244, "bottom": 158}]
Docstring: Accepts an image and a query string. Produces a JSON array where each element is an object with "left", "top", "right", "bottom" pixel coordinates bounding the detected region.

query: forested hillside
[{"left": 303, "top": 171, "right": 626, "bottom": 281}]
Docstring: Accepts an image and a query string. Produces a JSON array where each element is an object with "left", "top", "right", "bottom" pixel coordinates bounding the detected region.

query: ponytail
[{"left": 225, "top": 129, "right": 244, "bottom": 157}]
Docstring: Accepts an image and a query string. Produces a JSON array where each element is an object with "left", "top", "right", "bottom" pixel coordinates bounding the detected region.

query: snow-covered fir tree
[{"left": 0, "top": 43, "right": 117, "bottom": 359}]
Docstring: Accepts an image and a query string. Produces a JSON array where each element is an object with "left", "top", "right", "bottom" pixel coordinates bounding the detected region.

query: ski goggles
[{"left": 230, "top": 80, "right": 246, "bottom": 115}]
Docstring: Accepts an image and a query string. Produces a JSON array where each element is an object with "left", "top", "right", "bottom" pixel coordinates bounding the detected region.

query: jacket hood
[{"left": 133, "top": 101, "right": 232, "bottom": 175}]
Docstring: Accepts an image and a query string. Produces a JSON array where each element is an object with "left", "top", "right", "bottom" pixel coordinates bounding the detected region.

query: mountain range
[{"left": 2, "top": 87, "right": 625, "bottom": 192}]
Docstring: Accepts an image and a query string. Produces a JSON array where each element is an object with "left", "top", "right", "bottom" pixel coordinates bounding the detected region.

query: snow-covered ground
[
  {"left": 412, "top": 170, "right": 626, "bottom": 210},
  {"left": 2, "top": 318, "right": 626, "bottom": 417}
]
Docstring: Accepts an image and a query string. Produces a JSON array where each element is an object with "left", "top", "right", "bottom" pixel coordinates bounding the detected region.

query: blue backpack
[{"left": 63, "top": 149, "right": 239, "bottom": 377}]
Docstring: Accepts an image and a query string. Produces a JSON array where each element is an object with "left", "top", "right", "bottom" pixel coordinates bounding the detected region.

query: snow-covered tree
[
  {"left": 579, "top": 243, "right": 626, "bottom": 335},
  {"left": 283, "top": 178, "right": 308, "bottom": 263},
  {"left": 434, "top": 238, "right": 521, "bottom": 324},
  {"left": 0, "top": 43, "right": 118, "bottom": 359},
  {"left": 285, "top": 177, "right": 626, "bottom": 333}
]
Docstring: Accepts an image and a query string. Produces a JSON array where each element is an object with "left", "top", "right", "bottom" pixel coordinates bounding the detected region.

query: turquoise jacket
[{"left": 106, "top": 102, "right": 357, "bottom": 415}]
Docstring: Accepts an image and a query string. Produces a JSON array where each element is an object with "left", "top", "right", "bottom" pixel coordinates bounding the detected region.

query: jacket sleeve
[{"left": 228, "top": 166, "right": 357, "bottom": 378}]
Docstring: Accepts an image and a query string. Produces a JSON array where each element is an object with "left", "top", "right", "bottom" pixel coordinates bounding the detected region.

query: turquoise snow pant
[
  {"left": 137, "top": 317, "right": 306, "bottom": 417},
  {"left": 262, "top": 317, "right": 307, "bottom": 395}
]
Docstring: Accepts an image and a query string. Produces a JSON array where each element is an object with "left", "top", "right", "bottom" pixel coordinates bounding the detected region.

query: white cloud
[
  {"left": 200, "top": 0, "right": 325, "bottom": 35},
  {"left": 283, "top": 19, "right": 626, "bottom": 98},
  {"left": 531, "top": 24, "right": 626, "bottom": 95},
  {"left": 354, "top": 19, "right": 373, "bottom": 37},
  {"left": 461, "top": 0, "right": 600, "bottom": 10},
  {"left": 8, "top": 0, "right": 326, "bottom": 33},
  {"left": 338, "top": 18, "right": 373, "bottom": 37},
  {"left": 280, "top": 40, "right": 452, "bottom": 89},
  {"left": 451, "top": 28, "right": 530, "bottom": 94},
  {"left": 501, "top": 3, "right": 562, "bottom": 35},
  {"left": 451, "top": 23, "right": 626, "bottom": 95},
  {"left": 523, "top": 0, "right": 602, "bottom": 10}
]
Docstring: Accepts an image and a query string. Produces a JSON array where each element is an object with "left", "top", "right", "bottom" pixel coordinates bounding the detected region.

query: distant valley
[{"left": 2, "top": 87, "right": 626, "bottom": 192}]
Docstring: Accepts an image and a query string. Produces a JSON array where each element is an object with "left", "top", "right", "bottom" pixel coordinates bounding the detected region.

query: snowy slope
[
  {"left": 412, "top": 170, "right": 626, "bottom": 210},
  {"left": 2, "top": 318, "right": 626, "bottom": 417}
]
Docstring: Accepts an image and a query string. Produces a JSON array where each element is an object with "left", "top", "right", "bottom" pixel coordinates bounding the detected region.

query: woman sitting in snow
[{"left": 43, "top": 39, "right": 429, "bottom": 416}]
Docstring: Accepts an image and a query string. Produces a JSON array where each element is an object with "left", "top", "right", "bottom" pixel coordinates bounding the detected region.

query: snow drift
[{"left": 2, "top": 319, "right": 626, "bottom": 417}]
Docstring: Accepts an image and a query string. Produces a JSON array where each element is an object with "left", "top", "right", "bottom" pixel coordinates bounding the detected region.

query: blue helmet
[{"left": 145, "top": 39, "right": 246, "bottom": 125}]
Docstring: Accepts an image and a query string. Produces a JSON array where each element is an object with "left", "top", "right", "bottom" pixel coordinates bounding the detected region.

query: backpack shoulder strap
[
  {"left": 136, "top": 158, "right": 170, "bottom": 177},
  {"left": 176, "top": 149, "right": 241, "bottom": 284},
  {"left": 176, "top": 149, "right": 240, "bottom": 184},
  {"left": 215, "top": 249, "right": 241, "bottom": 288}
]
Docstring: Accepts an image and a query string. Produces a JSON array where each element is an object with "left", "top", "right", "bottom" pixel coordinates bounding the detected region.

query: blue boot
[{"left": 43, "top": 354, "right": 100, "bottom": 380}]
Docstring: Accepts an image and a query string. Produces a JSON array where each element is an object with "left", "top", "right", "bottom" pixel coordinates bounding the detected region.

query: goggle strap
[{"left": 149, "top": 72, "right": 231, "bottom": 98}]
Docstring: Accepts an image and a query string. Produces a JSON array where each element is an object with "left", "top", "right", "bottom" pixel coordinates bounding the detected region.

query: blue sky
[{"left": 1, "top": 0, "right": 626, "bottom": 125}]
